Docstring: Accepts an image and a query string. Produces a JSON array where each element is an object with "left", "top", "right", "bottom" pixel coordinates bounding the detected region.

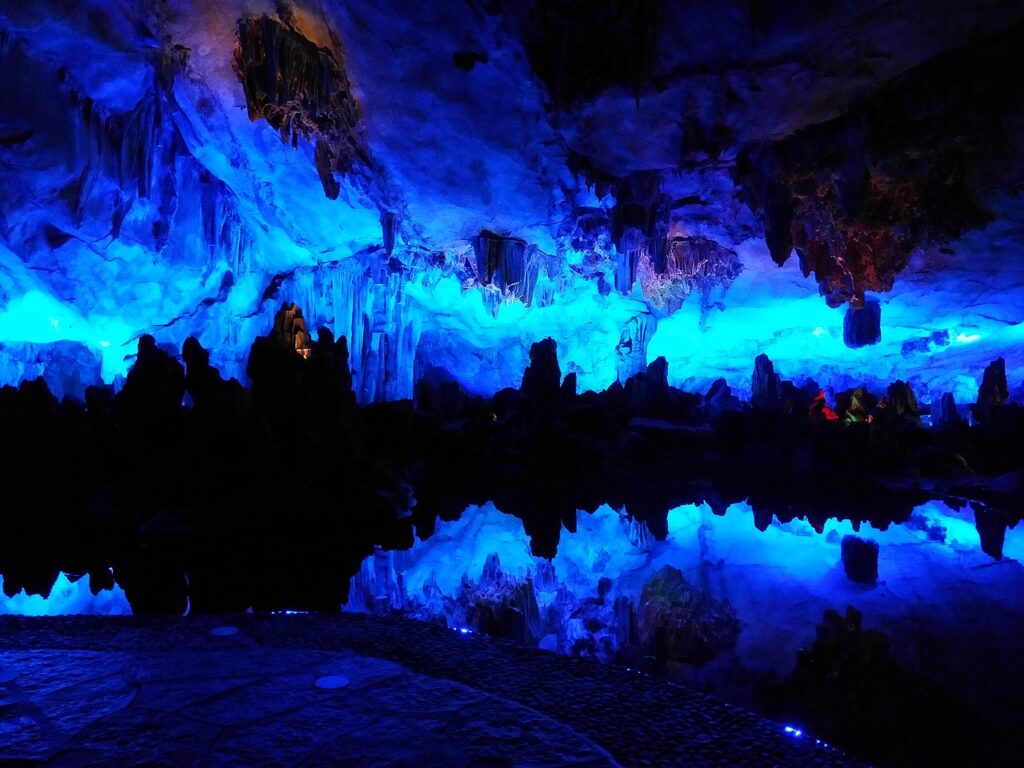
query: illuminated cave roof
[{"left": 0, "top": 0, "right": 1022, "bottom": 400}]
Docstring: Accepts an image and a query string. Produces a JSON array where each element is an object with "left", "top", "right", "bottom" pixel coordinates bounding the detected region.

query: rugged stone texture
[
  {"left": 973, "top": 505, "right": 1008, "bottom": 561},
  {"left": 974, "top": 357, "right": 1009, "bottom": 427},
  {"left": 637, "top": 565, "right": 740, "bottom": 666},
  {"left": 885, "top": 380, "right": 920, "bottom": 424},
  {"left": 521, "top": 337, "right": 562, "bottom": 418},
  {"left": 933, "top": 392, "right": 962, "bottom": 430},
  {"left": 116, "top": 335, "right": 184, "bottom": 430},
  {"left": 840, "top": 536, "right": 879, "bottom": 585},
  {"left": 615, "top": 313, "right": 655, "bottom": 383},
  {"left": 520, "top": 0, "right": 662, "bottom": 109},
  {"left": 233, "top": 14, "right": 365, "bottom": 199},
  {"left": 843, "top": 300, "right": 882, "bottom": 348},
  {"left": 751, "top": 353, "right": 780, "bottom": 411},
  {"left": 733, "top": 22, "right": 1023, "bottom": 310},
  {"left": 0, "top": 341, "right": 102, "bottom": 401},
  {"left": 637, "top": 235, "right": 743, "bottom": 314},
  {"left": 472, "top": 231, "right": 538, "bottom": 304},
  {"left": 765, "top": 606, "right": 922, "bottom": 766},
  {"left": 0, "top": 614, "right": 865, "bottom": 768}
]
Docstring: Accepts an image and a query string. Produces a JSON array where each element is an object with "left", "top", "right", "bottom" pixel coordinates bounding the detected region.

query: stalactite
[
  {"left": 635, "top": 235, "right": 741, "bottom": 313},
  {"left": 276, "top": 256, "right": 422, "bottom": 404},
  {"left": 381, "top": 211, "right": 398, "bottom": 256},
  {"left": 615, "top": 313, "right": 655, "bottom": 383},
  {"left": 233, "top": 14, "right": 365, "bottom": 199},
  {"left": 471, "top": 231, "right": 541, "bottom": 305}
]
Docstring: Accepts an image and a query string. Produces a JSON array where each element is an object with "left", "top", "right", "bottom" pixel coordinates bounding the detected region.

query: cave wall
[{"left": 0, "top": 0, "right": 1022, "bottom": 405}]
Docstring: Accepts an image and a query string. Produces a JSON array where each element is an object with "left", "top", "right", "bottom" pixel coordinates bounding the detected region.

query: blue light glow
[
  {"left": 347, "top": 499, "right": 1024, "bottom": 690},
  {"left": 0, "top": 572, "right": 131, "bottom": 616},
  {"left": 1, "top": 0, "right": 1022, "bottom": 406}
]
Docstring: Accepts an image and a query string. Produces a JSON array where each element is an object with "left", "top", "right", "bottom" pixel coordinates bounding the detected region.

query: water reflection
[{"left": 347, "top": 499, "right": 1024, "bottom": 766}]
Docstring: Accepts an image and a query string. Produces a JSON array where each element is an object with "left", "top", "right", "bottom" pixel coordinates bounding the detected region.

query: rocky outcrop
[
  {"left": 843, "top": 299, "right": 881, "bottom": 348},
  {"left": 973, "top": 357, "right": 1009, "bottom": 428},
  {"left": 521, "top": 337, "right": 562, "bottom": 419},
  {"left": 615, "top": 314, "right": 655, "bottom": 383},
  {"left": 933, "top": 392, "right": 962, "bottom": 430},
  {"left": 637, "top": 565, "right": 740, "bottom": 666},
  {"left": 472, "top": 231, "right": 539, "bottom": 304},
  {"left": 0, "top": 341, "right": 102, "bottom": 402},
  {"left": 840, "top": 536, "right": 879, "bottom": 584},
  {"left": 751, "top": 354, "right": 780, "bottom": 411},
  {"left": 234, "top": 14, "right": 366, "bottom": 199},
  {"left": 116, "top": 335, "right": 185, "bottom": 430},
  {"left": 519, "top": 0, "right": 662, "bottom": 109},
  {"left": 733, "top": 23, "right": 1023, "bottom": 313}
]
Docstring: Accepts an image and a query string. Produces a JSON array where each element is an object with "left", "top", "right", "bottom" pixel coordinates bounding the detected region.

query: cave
[{"left": 1, "top": 2, "right": 1023, "bottom": 766}]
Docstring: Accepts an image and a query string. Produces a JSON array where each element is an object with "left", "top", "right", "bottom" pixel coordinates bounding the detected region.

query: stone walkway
[{"left": 0, "top": 615, "right": 864, "bottom": 767}]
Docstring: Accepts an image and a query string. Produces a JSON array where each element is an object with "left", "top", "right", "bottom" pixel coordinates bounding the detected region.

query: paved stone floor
[{"left": 0, "top": 615, "right": 864, "bottom": 767}]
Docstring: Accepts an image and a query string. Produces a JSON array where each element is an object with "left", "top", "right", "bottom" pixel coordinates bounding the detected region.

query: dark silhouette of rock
[
  {"left": 559, "top": 370, "right": 577, "bottom": 409},
  {"left": 933, "top": 392, "right": 962, "bottom": 430},
  {"left": 843, "top": 299, "right": 882, "bottom": 348},
  {"left": 885, "top": 380, "right": 920, "bottom": 423},
  {"left": 703, "top": 378, "right": 744, "bottom": 420},
  {"left": 835, "top": 386, "right": 876, "bottom": 422},
  {"left": 521, "top": 337, "right": 561, "bottom": 419},
  {"left": 973, "top": 357, "right": 1009, "bottom": 427},
  {"left": 233, "top": 14, "right": 365, "bottom": 199},
  {"left": 841, "top": 535, "right": 879, "bottom": 584},
  {"left": 625, "top": 355, "right": 670, "bottom": 419},
  {"left": 472, "top": 231, "right": 538, "bottom": 304},
  {"left": 380, "top": 211, "right": 398, "bottom": 255},
  {"left": 1, "top": 315, "right": 1022, "bottom": 628},
  {"left": 974, "top": 505, "right": 1007, "bottom": 560},
  {"left": 182, "top": 336, "right": 221, "bottom": 408},
  {"left": 116, "top": 335, "right": 184, "bottom": 430},
  {"left": 751, "top": 353, "right": 781, "bottom": 411},
  {"left": 246, "top": 303, "right": 313, "bottom": 430}
]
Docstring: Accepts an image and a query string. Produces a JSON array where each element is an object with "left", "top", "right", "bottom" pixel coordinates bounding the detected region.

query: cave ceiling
[{"left": 0, "top": 0, "right": 1022, "bottom": 400}]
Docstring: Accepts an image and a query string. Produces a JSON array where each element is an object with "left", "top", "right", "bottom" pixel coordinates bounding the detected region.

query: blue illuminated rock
[
  {"left": 0, "top": 341, "right": 101, "bottom": 401},
  {"left": 842, "top": 300, "right": 882, "bottom": 348},
  {"left": 0, "top": 0, "right": 1022, "bottom": 417}
]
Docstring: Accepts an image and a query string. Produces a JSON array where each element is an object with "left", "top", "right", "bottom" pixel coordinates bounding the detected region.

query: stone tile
[
  {"left": 0, "top": 714, "right": 54, "bottom": 761},
  {"left": 0, "top": 650, "right": 128, "bottom": 698},
  {"left": 179, "top": 672, "right": 320, "bottom": 727},
  {"left": 0, "top": 615, "right": 864, "bottom": 767},
  {"left": 204, "top": 701, "right": 372, "bottom": 766},
  {"left": 58, "top": 708, "right": 220, "bottom": 766},
  {"left": 33, "top": 670, "right": 137, "bottom": 739},
  {"left": 133, "top": 674, "right": 257, "bottom": 712}
]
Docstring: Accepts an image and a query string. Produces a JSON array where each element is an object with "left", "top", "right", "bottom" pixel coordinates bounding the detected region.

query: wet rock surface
[{"left": 0, "top": 614, "right": 863, "bottom": 767}]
